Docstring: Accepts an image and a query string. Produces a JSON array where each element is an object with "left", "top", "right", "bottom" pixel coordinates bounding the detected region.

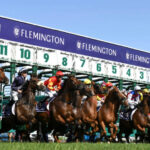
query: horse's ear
[
  {"left": 91, "top": 81, "right": 95, "bottom": 85},
  {"left": 67, "top": 74, "right": 74, "bottom": 78},
  {"left": 0, "top": 68, "right": 4, "bottom": 71},
  {"left": 30, "top": 73, "right": 38, "bottom": 79}
]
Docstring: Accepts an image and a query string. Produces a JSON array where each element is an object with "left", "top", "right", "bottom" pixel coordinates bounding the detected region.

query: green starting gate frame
[
  {"left": 0, "top": 84, "right": 3, "bottom": 129},
  {"left": 0, "top": 16, "right": 150, "bottom": 132}
]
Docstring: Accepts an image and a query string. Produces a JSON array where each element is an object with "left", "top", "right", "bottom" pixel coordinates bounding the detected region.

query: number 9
[{"left": 44, "top": 53, "right": 49, "bottom": 62}]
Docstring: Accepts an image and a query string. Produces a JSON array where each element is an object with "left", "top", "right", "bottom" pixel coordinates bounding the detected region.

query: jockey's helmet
[
  {"left": 84, "top": 79, "right": 91, "bottom": 85},
  {"left": 19, "top": 67, "right": 28, "bottom": 74},
  {"left": 143, "top": 88, "right": 149, "bottom": 94},
  {"left": 134, "top": 85, "right": 141, "bottom": 91},
  {"left": 106, "top": 82, "right": 113, "bottom": 87},
  {"left": 56, "top": 71, "right": 64, "bottom": 76},
  {"left": 101, "top": 81, "right": 106, "bottom": 86},
  {"left": 101, "top": 81, "right": 107, "bottom": 89}
]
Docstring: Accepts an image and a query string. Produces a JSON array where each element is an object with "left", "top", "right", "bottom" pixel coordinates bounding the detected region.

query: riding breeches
[
  {"left": 11, "top": 91, "right": 22, "bottom": 101},
  {"left": 45, "top": 89, "right": 57, "bottom": 98}
]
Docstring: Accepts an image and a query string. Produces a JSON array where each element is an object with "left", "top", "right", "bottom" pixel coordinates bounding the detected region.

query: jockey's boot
[
  {"left": 5, "top": 100, "right": 15, "bottom": 115},
  {"left": 38, "top": 96, "right": 49, "bottom": 108}
]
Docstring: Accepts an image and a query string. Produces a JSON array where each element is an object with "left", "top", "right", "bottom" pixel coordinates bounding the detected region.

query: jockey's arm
[
  {"left": 46, "top": 79, "right": 55, "bottom": 91},
  {"left": 97, "top": 95, "right": 104, "bottom": 102},
  {"left": 44, "top": 79, "right": 49, "bottom": 86},
  {"left": 96, "top": 95, "right": 101, "bottom": 101},
  {"left": 127, "top": 93, "right": 133, "bottom": 104},
  {"left": 54, "top": 82, "right": 62, "bottom": 92}
]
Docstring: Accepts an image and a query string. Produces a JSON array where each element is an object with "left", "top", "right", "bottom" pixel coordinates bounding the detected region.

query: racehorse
[
  {"left": 47, "top": 75, "right": 94, "bottom": 142},
  {"left": 0, "top": 74, "right": 45, "bottom": 139},
  {"left": 118, "top": 94, "right": 150, "bottom": 143},
  {"left": 97, "top": 86, "right": 127, "bottom": 142},
  {"left": 68, "top": 82, "right": 106, "bottom": 142},
  {"left": 0, "top": 68, "right": 9, "bottom": 84},
  {"left": 81, "top": 82, "right": 99, "bottom": 131}
]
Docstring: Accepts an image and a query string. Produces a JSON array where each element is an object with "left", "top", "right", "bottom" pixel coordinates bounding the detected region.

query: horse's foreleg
[
  {"left": 108, "top": 122, "right": 118, "bottom": 141},
  {"left": 55, "top": 115, "right": 66, "bottom": 124},
  {"left": 99, "top": 121, "right": 106, "bottom": 140},
  {"left": 136, "top": 124, "right": 145, "bottom": 133},
  {"left": 147, "top": 123, "right": 150, "bottom": 127}
]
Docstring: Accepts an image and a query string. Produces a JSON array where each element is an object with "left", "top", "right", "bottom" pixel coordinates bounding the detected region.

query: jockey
[
  {"left": 5, "top": 67, "right": 28, "bottom": 114},
  {"left": 84, "top": 78, "right": 92, "bottom": 87},
  {"left": 82, "top": 78, "right": 92, "bottom": 102},
  {"left": 11, "top": 67, "right": 28, "bottom": 102},
  {"left": 44, "top": 70, "right": 64, "bottom": 101},
  {"left": 143, "top": 88, "right": 149, "bottom": 95},
  {"left": 127, "top": 85, "right": 143, "bottom": 110},
  {"left": 96, "top": 81, "right": 107, "bottom": 105},
  {"left": 106, "top": 82, "right": 113, "bottom": 92}
]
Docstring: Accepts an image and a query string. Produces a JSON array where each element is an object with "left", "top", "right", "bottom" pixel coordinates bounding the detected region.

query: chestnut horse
[
  {"left": 47, "top": 75, "right": 94, "bottom": 142},
  {"left": 72, "top": 83, "right": 99, "bottom": 142},
  {"left": 97, "top": 86, "right": 127, "bottom": 141},
  {"left": 81, "top": 83, "right": 99, "bottom": 131},
  {"left": 0, "top": 68, "right": 9, "bottom": 84},
  {"left": 118, "top": 94, "right": 150, "bottom": 143}
]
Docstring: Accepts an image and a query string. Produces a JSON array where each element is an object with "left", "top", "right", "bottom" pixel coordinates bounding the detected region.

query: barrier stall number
[
  {"left": 37, "top": 50, "right": 57, "bottom": 67},
  {"left": 121, "top": 66, "right": 135, "bottom": 80},
  {"left": 0, "top": 43, "right": 11, "bottom": 61},
  {"left": 15, "top": 46, "right": 35, "bottom": 64},
  {"left": 74, "top": 56, "right": 90, "bottom": 72},
  {"left": 91, "top": 60, "right": 106, "bottom": 75},
  {"left": 58, "top": 53, "right": 73, "bottom": 70},
  {"left": 107, "top": 63, "right": 121, "bottom": 78},
  {"left": 135, "top": 68, "right": 147, "bottom": 82}
]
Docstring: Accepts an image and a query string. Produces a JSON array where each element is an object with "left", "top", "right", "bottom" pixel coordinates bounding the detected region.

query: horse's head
[
  {"left": 141, "top": 94, "right": 150, "bottom": 109},
  {"left": 107, "top": 86, "right": 127, "bottom": 104},
  {"left": 0, "top": 68, "right": 9, "bottom": 84},
  {"left": 66, "top": 75, "right": 83, "bottom": 90},
  {"left": 93, "top": 82, "right": 106, "bottom": 95},
  {"left": 28, "top": 74, "right": 46, "bottom": 92},
  {"left": 79, "top": 81, "right": 95, "bottom": 98}
]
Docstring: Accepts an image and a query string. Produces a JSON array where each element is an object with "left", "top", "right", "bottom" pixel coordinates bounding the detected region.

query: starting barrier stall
[
  {"left": 0, "top": 16, "right": 150, "bottom": 132},
  {"left": 0, "top": 84, "right": 3, "bottom": 129}
]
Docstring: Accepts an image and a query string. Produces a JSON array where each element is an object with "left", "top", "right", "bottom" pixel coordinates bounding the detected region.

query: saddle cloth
[{"left": 3, "top": 103, "right": 16, "bottom": 116}]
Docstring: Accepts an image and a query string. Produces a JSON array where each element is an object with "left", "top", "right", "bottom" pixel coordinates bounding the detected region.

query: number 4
[{"left": 126, "top": 68, "right": 131, "bottom": 77}]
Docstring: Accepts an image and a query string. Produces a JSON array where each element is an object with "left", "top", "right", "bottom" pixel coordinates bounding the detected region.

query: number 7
[{"left": 80, "top": 59, "right": 85, "bottom": 67}]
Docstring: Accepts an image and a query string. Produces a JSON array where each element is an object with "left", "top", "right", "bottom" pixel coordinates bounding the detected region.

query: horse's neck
[
  {"left": 104, "top": 96, "right": 120, "bottom": 113},
  {"left": 140, "top": 100, "right": 150, "bottom": 115},
  {"left": 22, "top": 87, "right": 35, "bottom": 104},
  {"left": 86, "top": 96, "right": 97, "bottom": 106},
  {"left": 60, "top": 88, "right": 73, "bottom": 103},
  {"left": 72, "top": 90, "right": 82, "bottom": 108}
]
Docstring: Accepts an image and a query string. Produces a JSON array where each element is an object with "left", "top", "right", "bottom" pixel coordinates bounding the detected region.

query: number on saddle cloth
[{"left": 119, "top": 108, "right": 132, "bottom": 121}]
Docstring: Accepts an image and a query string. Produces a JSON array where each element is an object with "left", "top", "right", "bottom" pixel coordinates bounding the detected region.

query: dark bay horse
[
  {"left": 47, "top": 75, "right": 94, "bottom": 142},
  {"left": 97, "top": 86, "right": 127, "bottom": 141},
  {"left": 0, "top": 74, "right": 45, "bottom": 136},
  {"left": 15, "top": 74, "right": 45, "bottom": 125},
  {"left": 118, "top": 94, "right": 150, "bottom": 143},
  {"left": 0, "top": 68, "right": 9, "bottom": 84}
]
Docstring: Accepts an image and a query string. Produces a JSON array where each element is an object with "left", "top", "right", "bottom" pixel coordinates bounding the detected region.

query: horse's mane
[
  {"left": 0, "top": 68, "right": 4, "bottom": 71},
  {"left": 57, "top": 74, "right": 76, "bottom": 96},
  {"left": 137, "top": 94, "right": 150, "bottom": 114},
  {"left": 104, "top": 87, "right": 116, "bottom": 103},
  {"left": 22, "top": 80, "right": 29, "bottom": 93},
  {"left": 57, "top": 78, "right": 68, "bottom": 96}
]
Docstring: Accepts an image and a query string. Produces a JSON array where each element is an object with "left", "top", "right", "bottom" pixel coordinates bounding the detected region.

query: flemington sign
[
  {"left": 0, "top": 16, "right": 150, "bottom": 69},
  {"left": 0, "top": 16, "right": 150, "bottom": 84}
]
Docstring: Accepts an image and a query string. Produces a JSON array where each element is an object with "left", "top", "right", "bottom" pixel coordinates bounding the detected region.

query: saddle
[
  {"left": 119, "top": 108, "right": 132, "bottom": 121},
  {"left": 36, "top": 96, "right": 55, "bottom": 112},
  {"left": 3, "top": 100, "right": 15, "bottom": 116}
]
